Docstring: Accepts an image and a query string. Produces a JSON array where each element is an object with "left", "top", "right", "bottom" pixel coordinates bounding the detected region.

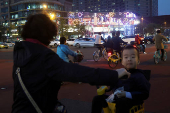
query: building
[
  {"left": 68, "top": 12, "right": 140, "bottom": 37},
  {"left": 0, "top": 0, "right": 72, "bottom": 40},
  {"left": 72, "top": 0, "right": 158, "bottom": 17}
]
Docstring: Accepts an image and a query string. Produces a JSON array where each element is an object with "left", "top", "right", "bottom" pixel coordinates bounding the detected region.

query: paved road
[{"left": 0, "top": 43, "right": 170, "bottom": 113}]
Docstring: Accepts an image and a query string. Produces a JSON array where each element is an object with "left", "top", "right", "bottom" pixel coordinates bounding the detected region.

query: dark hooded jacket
[
  {"left": 115, "top": 69, "right": 151, "bottom": 105},
  {"left": 12, "top": 41, "right": 119, "bottom": 113},
  {"left": 112, "top": 36, "right": 126, "bottom": 51}
]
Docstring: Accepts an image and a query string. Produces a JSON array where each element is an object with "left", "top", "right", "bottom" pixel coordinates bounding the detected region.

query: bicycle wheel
[
  {"left": 164, "top": 51, "right": 167, "bottom": 61},
  {"left": 93, "top": 51, "right": 100, "bottom": 62},
  {"left": 108, "top": 54, "right": 118, "bottom": 69},
  {"left": 102, "top": 49, "right": 108, "bottom": 60},
  {"left": 154, "top": 51, "right": 159, "bottom": 64}
]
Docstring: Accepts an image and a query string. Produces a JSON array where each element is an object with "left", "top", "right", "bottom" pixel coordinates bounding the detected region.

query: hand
[
  {"left": 116, "top": 68, "right": 131, "bottom": 79},
  {"left": 116, "top": 91, "right": 126, "bottom": 98}
]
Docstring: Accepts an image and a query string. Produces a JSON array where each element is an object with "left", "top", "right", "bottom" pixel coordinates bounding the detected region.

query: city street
[{"left": 1, "top": 44, "right": 170, "bottom": 113}]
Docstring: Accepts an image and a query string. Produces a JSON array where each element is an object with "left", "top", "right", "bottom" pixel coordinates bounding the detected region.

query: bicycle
[
  {"left": 107, "top": 50, "right": 121, "bottom": 69},
  {"left": 107, "top": 43, "right": 127, "bottom": 69},
  {"left": 153, "top": 45, "right": 168, "bottom": 64},
  {"left": 93, "top": 47, "right": 107, "bottom": 62}
]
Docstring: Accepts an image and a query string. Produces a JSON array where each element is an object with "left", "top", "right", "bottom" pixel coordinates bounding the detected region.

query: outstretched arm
[
  {"left": 65, "top": 46, "right": 77, "bottom": 57},
  {"left": 44, "top": 49, "right": 130, "bottom": 86}
]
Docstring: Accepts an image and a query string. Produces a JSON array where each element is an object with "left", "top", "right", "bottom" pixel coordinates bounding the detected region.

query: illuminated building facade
[
  {"left": 68, "top": 12, "right": 140, "bottom": 37},
  {"left": 72, "top": 0, "right": 158, "bottom": 17}
]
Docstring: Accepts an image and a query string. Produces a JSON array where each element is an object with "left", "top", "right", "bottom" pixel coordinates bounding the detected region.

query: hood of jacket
[
  {"left": 128, "top": 69, "right": 151, "bottom": 81},
  {"left": 13, "top": 41, "right": 48, "bottom": 67}
]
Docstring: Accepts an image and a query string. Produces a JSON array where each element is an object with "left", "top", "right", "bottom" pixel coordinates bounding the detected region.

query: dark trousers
[
  {"left": 91, "top": 95, "right": 135, "bottom": 113},
  {"left": 95, "top": 44, "right": 104, "bottom": 56},
  {"left": 139, "top": 45, "right": 145, "bottom": 53},
  {"left": 157, "top": 49, "right": 164, "bottom": 59}
]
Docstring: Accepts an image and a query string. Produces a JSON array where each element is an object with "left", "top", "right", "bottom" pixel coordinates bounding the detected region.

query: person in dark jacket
[
  {"left": 112, "top": 31, "right": 127, "bottom": 58},
  {"left": 91, "top": 45, "right": 150, "bottom": 113},
  {"left": 106, "top": 36, "right": 114, "bottom": 54},
  {"left": 12, "top": 14, "right": 130, "bottom": 113}
]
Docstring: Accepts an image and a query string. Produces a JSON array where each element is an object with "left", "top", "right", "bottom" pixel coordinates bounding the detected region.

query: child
[{"left": 91, "top": 45, "right": 150, "bottom": 113}]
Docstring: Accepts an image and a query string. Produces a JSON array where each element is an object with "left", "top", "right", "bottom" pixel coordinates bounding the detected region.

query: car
[
  {"left": 49, "top": 39, "right": 60, "bottom": 47},
  {"left": 121, "top": 36, "right": 136, "bottom": 44},
  {"left": 5, "top": 41, "right": 15, "bottom": 47},
  {"left": 0, "top": 42, "right": 8, "bottom": 49},
  {"left": 73, "top": 38, "right": 96, "bottom": 48},
  {"left": 144, "top": 36, "right": 154, "bottom": 44},
  {"left": 66, "top": 38, "right": 75, "bottom": 46}
]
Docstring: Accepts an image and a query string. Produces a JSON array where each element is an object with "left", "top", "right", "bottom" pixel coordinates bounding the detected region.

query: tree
[
  {"left": 72, "top": 20, "right": 86, "bottom": 38},
  {"left": 0, "top": 25, "right": 6, "bottom": 42},
  {"left": 144, "top": 23, "right": 164, "bottom": 35},
  {"left": 57, "top": 17, "right": 69, "bottom": 38}
]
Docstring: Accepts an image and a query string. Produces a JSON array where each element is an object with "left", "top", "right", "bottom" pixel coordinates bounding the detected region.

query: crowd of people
[{"left": 11, "top": 13, "right": 168, "bottom": 113}]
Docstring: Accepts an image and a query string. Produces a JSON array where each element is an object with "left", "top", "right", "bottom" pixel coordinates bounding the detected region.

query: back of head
[
  {"left": 21, "top": 13, "right": 57, "bottom": 46},
  {"left": 157, "top": 30, "right": 161, "bottom": 34},
  {"left": 98, "top": 32, "right": 101, "bottom": 35},
  {"left": 107, "top": 36, "right": 111, "bottom": 40},
  {"left": 60, "top": 37, "right": 66, "bottom": 44},
  {"left": 116, "top": 31, "right": 120, "bottom": 37},
  {"left": 112, "top": 32, "right": 115, "bottom": 37}
]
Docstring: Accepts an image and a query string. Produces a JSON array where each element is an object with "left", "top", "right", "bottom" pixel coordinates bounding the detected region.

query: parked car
[
  {"left": 49, "top": 39, "right": 60, "bottom": 47},
  {"left": 5, "top": 41, "right": 15, "bottom": 47},
  {"left": 144, "top": 36, "right": 154, "bottom": 44},
  {"left": 66, "top": 38, "right": 75, "bottom": 46},
  {"left": 73, "top": 38, "right": 96, "bottom": 48},
  {"left": 121, "top": 36, "right": 136, "bottom": 44},
  {"left": 0, "top": 42, "right": 8, "bottom": 49}
]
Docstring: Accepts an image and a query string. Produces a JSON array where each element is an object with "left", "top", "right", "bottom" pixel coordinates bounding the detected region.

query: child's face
[{"left": 122, "top": 49, "right": 139, "bottom": 70}]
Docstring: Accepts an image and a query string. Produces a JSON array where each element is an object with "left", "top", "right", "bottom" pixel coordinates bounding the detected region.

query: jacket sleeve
[
  {"left": 65, "top": 46, "right": 77, "bottom": 57},
  {"left": 162, "top": 35, "right": 168, "bottom": 41},
  {"left": 101, "top": 36, "right": 106, "bottom": 43},
  {"left": 43, "top": 50, "right": 119, "bottom": 86},
  {"left": 130, "top": 73, "right": 150, "bottom": 101},
  {"left": 119, "top": 38, "right": 126, "bottom": 44}
]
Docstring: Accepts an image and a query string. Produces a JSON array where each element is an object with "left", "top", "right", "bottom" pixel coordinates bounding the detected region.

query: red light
[
  {"left": 108, "top": 52, "right": 111, "bottom": 56},
  {"left": 133, "top": 45, "right": 137, "bottom": 48}
]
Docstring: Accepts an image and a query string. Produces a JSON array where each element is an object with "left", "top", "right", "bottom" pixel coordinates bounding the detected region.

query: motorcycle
[{"left": 130, "top": 40, "right": 146, "bottom": 52}]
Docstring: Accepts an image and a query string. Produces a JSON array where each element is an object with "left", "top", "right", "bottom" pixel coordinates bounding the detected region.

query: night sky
[{"left": 158, "top": 0, "right": 170, "bottom": 15}]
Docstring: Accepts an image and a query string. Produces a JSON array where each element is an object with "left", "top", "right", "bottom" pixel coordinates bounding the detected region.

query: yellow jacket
[{"left": 153, "top": 34, "right": 168, "bottom": 49}]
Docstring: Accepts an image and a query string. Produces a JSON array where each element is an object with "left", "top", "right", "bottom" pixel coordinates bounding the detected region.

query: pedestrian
[
  {"left": 153, "top": 30, "right": 168, "bottom": 61},
  {"left": 12, "top": 14, "right": 130, "bottom": 113}
]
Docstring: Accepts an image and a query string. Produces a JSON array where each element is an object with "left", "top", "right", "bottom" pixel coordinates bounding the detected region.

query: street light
[
  {"left": 141, "top": 17, "right": 144, "bottom": 34},
  {"left": 43, "top": 4, "right": 47, "bottom": 9},
  {"left": 164, "top": 21, "right": 167, "bottom": 28},
  {"left": 49, "top": 13, "right": 55, "bottom": 20}
]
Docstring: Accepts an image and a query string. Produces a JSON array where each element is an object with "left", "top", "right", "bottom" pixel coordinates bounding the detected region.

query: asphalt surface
[{"left": 0, "top": 43, "right": 170, "bottom": 113}]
